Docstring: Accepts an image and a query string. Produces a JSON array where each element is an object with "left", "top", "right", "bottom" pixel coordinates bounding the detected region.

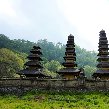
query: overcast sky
[{"left": 0, "top": 0, "right": 109, "bottom": 51}]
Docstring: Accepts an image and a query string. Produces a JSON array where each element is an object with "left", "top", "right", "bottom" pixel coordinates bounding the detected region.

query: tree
[
  {"left": 44, "top": 60, "right": 62, "bottom": 73},
  {"left": 84, "top": 65, "right": 96, "bottom": 79},
  {"left": 76, "top": 45, "right": 97, "bottom": 68},
  {"left": 0, "top": 48, "right": 24, "bottom": 78},
  {"left": 0, "top": 34, "right": 10, "bottom": 48},
  {"left": 37, "top": 39, "right": 65, "bottom": 62}
]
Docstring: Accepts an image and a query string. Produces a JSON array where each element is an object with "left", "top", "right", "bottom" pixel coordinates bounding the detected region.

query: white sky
[
  {"left": 0, "top": 0, "right": 109, "bottom": 51},
  {"left": 57, "top": 0, "right": 109, "bottom": 51}
]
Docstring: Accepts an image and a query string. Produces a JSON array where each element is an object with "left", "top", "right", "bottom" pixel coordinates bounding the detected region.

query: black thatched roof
[
  {"left": 30, "top": 49, "right": 42, "bottom": 54},
  {"left": 96, "top": 69, "right": 109, "bottom": 74},
  {"left": 99, "top": 39, "right": 108, "bottom": 42},
  {"left": 66, "top": 41, "right": 75, "bottom": 47},
  {"left": 66, "top": 47, "right": 75, "bottom": 50},
  {"left": 57, "top": 68, "right": 80, "bottom": 74},
  {"left": 18, "top": 69, "right": 48, "bottom": 77},
  {"left": 68, "top": 34, "right": 74, "bottom": 38},
  {"left": 27, "top": 54, "right": 42, "bottom": 61},
  {"left": 99, "top": 45, "right": 108, "bottom": 49},
  {"left": 99, "top": 30, "right": 106, "bottom": 37},
  {"left": 25, "top": 61, "right": 43, "bottom": 68},
  {"left": 97, "top": 52, "right": 109, "bottom": 56},
  {"left": 67, "top": 41, "right": 74, "bottom": 44},
  {"left": 62, "top": 62, "right": 77, "bottom": 64},
  {"left": 98, "top": 48, "right": 109, "bottom": 51},
  {"left": 33, "top": 46, "right": 41, "bottom": 49},
  {"left": 64, "top": 55, "right": 76, "bottom": 58},
  {"left": 97, "top": 62, "right": 109, "bottom": 68},
  {"left": 65, "top": 51, "right": 76, "bottom": 55},
  {"left": 97, "top": 56, "right": 109, "bottom": 59},
  {"left": 97, "top": 65, "right": 109, "bottom": 68},
  {"left": 93, "top": 69, "right": 109, "bottom": 78},
  {"left": 97, "top": 62, "right": 109, "bottom": 64}
]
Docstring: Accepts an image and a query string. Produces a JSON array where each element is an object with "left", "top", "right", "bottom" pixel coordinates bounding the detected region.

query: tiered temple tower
[
  {"left": 93, "top": 30, "right": 109, "bottom": 79},
  {"left": 18, "top": 46, "right": 47, "bottom": 78},
  {"left": 57, "top": 34, "right": 80, "bottom": 80}
]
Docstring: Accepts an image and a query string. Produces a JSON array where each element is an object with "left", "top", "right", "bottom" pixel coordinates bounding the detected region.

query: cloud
[
  {"left": 0, "top": 0, "right": 109, "bottom": 51},
  {"left": 57, "top": 0, "right": 109, "bottom": 51},
  {"left": 0, "top": 0, "right": 16, "bottom": 17},
  {"left": 0, "top": 0, "right": 75, "bottom": 45}
]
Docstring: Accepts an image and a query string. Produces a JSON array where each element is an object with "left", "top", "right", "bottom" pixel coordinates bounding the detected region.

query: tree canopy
[{"left": 0, "top": 48, "right": 25, "bottom": 78}]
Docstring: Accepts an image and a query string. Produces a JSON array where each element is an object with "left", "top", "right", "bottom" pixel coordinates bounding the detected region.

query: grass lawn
[{"left": 0, "top": 90, "right": 109, "bottom": 109}]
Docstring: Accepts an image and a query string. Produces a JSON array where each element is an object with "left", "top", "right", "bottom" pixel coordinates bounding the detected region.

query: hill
[{"left": 0, "top": 34, "right": 97, "bottom": 78}]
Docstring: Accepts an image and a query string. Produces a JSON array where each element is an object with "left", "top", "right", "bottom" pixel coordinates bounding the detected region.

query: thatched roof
[
  {"left": 97, "top": 62, "right": 109, "bottom": 68},
  {"left": 27, "top": 54, "right": 42, "bottom": 61},
  {"left": 30, "top": 49, "right": 42, "bottom": 54},
  {"left": 25, "top": 61, "right": 43, "bottom": 68},
  {"left": 96, "top": 69, "right": 109, "bottom": 74},
  {"left": 57, "top": 68, "right": 80, "bottom": 74},
  {"left": 97, "top": 56, "right": 109, "bottom": 59},
  {"left": 62, "top": 62, "right": 77, "bottom": 66},
  {"left": 18, "top": 69, "right": 48, "bottom": 77}
]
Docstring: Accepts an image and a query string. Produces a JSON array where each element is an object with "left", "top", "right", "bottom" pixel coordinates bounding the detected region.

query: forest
[{"left": 0, "top": 34, "right": 97, "bottom": 78}]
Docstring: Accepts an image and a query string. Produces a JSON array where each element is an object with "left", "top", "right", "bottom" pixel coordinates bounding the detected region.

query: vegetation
[
  {"left": 0, "top": 34, "right": 98, "bottom": 78},
  {"left": 0, "top": 33, "right": 107, "bottom": 109},
  {"left": 0, "top": 91, "right": 109, "bottom": 109},
  {"left": 0, "top": 48, "right": 27, "bottom": 78}
]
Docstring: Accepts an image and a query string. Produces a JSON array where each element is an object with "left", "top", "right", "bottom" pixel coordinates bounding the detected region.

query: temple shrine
[
  {"left": 57, "top": 34, "right": 80, "bottom": 80},
  {"left": 93, "top": 30, "right": 109, "bottom": 79},
  {"left": 17, "top": 46, "right": 47, "bottom": 78}
]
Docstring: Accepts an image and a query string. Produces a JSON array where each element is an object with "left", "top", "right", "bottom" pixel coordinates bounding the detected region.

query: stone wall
[{"left": 0, "top": 78, "right": 109, "bottom": 93}]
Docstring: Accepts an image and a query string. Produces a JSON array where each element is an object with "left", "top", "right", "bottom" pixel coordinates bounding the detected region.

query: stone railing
[{"left": 0, "top": 78, "right": 109, "bottom": 93}]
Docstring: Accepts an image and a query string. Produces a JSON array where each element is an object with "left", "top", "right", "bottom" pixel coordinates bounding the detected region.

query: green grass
[{"left": 0, "top": 90, "right": 109, "bottom": 109}]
